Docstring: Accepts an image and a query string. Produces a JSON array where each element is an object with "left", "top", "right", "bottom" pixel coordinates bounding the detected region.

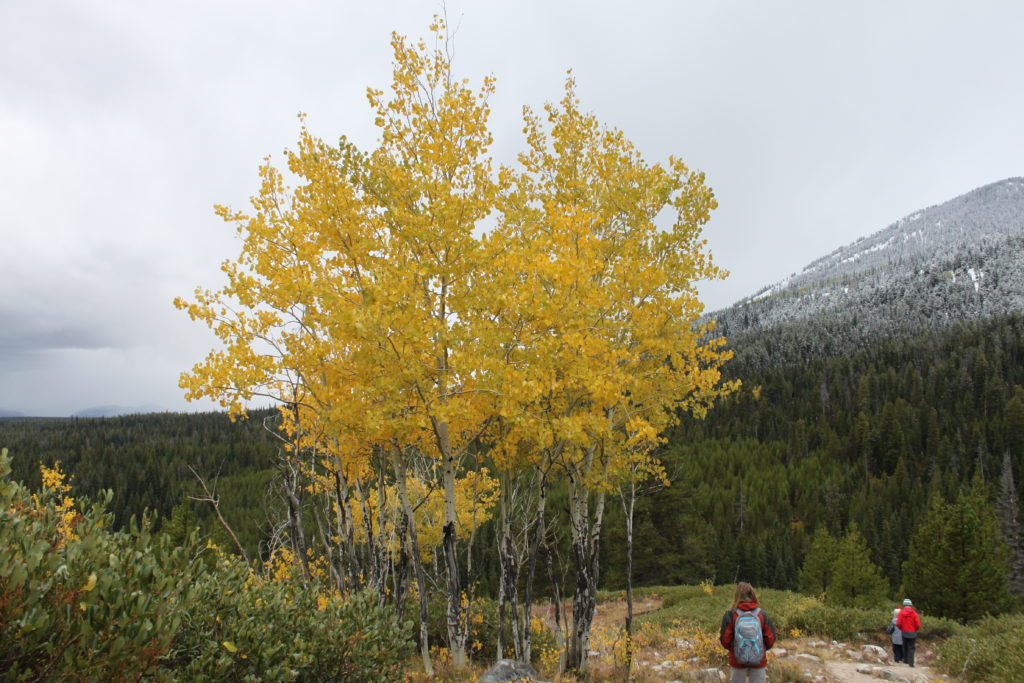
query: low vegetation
[{"left": 0, "top": 449, "right": 413, "bottom": 681}]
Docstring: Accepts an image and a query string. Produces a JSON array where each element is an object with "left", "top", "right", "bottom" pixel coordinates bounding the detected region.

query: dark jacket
[
  {"left": 719, "top": 600, "right": 776, "bottom": 668},
  {"left": 896, "top": 606, "right": 921, "bottom": 636}
]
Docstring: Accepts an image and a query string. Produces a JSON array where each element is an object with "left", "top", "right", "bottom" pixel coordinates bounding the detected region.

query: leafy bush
[
  {"left": 167, "top": 560, "right": 413, "bottom": 682},
  {"left": 783, "top": 604, "right": 886, "bottom": 641},
  {"left": 0, "top": 449, "right": 197, "bottom": 680},
  {"left": 934, "top": 614, "right": 1024, "bottom": 681},
  {"left": 0, "top": 448, "right": 414, "bottom": 682}
]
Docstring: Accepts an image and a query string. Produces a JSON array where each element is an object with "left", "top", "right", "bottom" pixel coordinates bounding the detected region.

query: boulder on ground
[
  {"left": 862, "top": 643, "right": 889, "bottom": 661},
  {"left": 478, "top": 659, "right": 544, "bottom": 682}
]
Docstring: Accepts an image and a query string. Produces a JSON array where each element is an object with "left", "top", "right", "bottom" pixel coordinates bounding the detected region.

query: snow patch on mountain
[{"left": 707, "top": 178, "right": 1024, "bottom": 353}]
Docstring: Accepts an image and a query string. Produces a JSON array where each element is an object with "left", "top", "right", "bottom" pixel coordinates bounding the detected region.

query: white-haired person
[{"left": 884, "top": 607, "right": 903, "bottom": 663}]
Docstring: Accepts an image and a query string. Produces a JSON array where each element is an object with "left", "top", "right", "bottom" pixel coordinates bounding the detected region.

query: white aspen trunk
[
  {"left": 520, "top": 467, "right": 548, "bottom": 663},
  {"left": 565, "top": 458, "right": 605, "bottom": 674},
  {"left": 622, "top": 479, "right": 637, "bottom": 682},
  {"left": 389, "top": 443, "right": 434, "bottom": 677},
  {"left": 437, "top": 418, "right": 469, "bottom": 669},
  {"left": 544, "top": 528, "right": 566, "bottom": 676},
  {"left": 496, "top": 469, "right": 512, "bottom": 660}
]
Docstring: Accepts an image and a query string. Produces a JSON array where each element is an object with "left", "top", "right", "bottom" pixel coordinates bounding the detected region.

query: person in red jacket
[
  {"left": 719, "top": 582, "right": 776, "bottom": 683},
  {"left": 896, "top": 598, "right": 922, "bottom": 667}
]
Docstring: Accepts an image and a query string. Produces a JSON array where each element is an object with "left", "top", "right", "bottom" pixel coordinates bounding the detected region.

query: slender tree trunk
[
  {"left": 282, "top": 458, "right": 311, "bottom": 582},
  {"left": 622, "top": 480, "right": 637, "bottom": 682},
  {"left": 520, "top": 468, "right": 548, "bottom": 662},
  {"left": 309, "top": 485, "right": 339, "bottom": 589},
  {"left": 354, "top": 475, "right": 377, "bottom": 588},
  {"left": 393, "top": 512, "right": 410, "bottom": 623},
  {"left": 390, "top": 443, "right": 434, "bottom": 677},
  {"left": 496, "top": 470, "right": 513, "bottom": 660},
  {"left": 545, "top": 534, "right": 567, "bottom": 676},
  {"left": 331, "top": 465, "right": 358, "bottom": 593},
  {"left": 440, "top": 438, "right": 469, "bottom": 669},
  {"left": 565, "top": 463, "right": 605, "bottom": 674},
  {"left": 283, "top": 403, "right": 310, "bottom": 581}
]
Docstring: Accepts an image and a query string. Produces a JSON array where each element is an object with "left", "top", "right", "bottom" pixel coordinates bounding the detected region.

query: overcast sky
[{"left": 2, "top": 1, "right": 1022, "bottom": 416}]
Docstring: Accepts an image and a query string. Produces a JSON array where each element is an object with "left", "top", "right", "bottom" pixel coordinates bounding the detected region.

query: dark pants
[
  {"left": 892, "top": 642, "right": 903, "bottom": 663},
  {"left": 903, "top": 635, "right": 916, "bottom": 666}
]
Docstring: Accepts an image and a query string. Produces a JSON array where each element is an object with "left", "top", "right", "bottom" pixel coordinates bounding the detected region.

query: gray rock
[
  {"left": 863, "top": 644, "right": 889, "bottom": 661},
  {"left": 879, "top": 670, "right": 911, "bottom": 682},
  {"left": 478, "top": 659, "right": 543, "bottom": 682}
]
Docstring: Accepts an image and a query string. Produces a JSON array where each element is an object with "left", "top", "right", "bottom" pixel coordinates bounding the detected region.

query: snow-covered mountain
[{"left": 709, "top": 177, "right": 1024, "bottom": 358}]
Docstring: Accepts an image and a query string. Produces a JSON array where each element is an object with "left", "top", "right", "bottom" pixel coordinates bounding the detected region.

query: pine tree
[
  {"left": 903, "top": 476, "right": 1013, "bottom": 621},
  {"left": 161, "top": 499, "right": 199, "bottom": 547},
  {"left": 828, "top": 526, "right": 888, "bottom": 608},
  {"left": 799, "top": 527, "right": 837, "bottom": 598},
  {"left": 997, "top": 451, "right": 1024, "bottom": 598}
]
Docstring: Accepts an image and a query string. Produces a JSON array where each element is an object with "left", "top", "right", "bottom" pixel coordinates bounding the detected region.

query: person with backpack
[
  {"left": 896, "top": 598, "right": 921, "bottom": 667},
  {"left": 885, "top": 607, "right": 903, "bottom": 663},
  {"left": 719, "top": 582, "right": 776, "bottom": 683}
]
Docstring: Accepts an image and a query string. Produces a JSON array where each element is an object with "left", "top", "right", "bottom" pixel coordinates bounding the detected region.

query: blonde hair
[{"left": 732, "top": 581, "right": 759, "bottom": 609}]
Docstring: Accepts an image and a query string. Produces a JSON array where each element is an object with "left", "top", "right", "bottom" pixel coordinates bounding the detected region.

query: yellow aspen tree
[
  {"left": 175, "top": 119, "right": 445, "bottom": 671},
  {"left": 178, "top": 18, "right": 502, "bottom": 673},
  {"left": 490, "top": 77, "right": 737, "bottom": 674},
  {"left": 342, "top": 20, "right": 500, "bottom": 670},
  {"left": 178, "top": 18, "right": 735, "bottom": 677}
]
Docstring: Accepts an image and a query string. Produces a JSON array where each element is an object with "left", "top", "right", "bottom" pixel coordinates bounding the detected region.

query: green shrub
[
  {"left": 934, "top": 614, "right": 1024, "bottom": 681},
  {"left": 783, "top": 604, "right": 885, "bottom": 641},
  {"left": 167, "top": 561, "right": 413, "bottom": 682},
  {"left": 410, "top": 593, "right": 556, "bottom": 665},
  {"left": 0, "top": 449, "right": 197, "bottom": 681},
  {"left": 0, "top": 448, "right": 414, "bottom": 683}
]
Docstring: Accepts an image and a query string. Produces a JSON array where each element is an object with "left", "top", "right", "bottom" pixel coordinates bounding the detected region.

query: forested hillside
[
  {"left": 606, "top": 313, "right": 1024, "bottom": 591},
  {"left": 0, "top": 410, "right": 279, "bottom": 556}
]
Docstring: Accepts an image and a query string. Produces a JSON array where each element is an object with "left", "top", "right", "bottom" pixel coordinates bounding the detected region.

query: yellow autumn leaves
[{"left": 176, "top": 13, "right": 734, "bottom": 554}]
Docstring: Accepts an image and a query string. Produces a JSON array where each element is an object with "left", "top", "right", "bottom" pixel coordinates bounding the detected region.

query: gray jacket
[{"left": 888, "top": 618, "right": 903, "bottom": 645}]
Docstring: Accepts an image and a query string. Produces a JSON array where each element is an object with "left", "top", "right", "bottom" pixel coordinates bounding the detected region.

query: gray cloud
[{"left": 2, "top": 0, "right": 1023, "bottom": 415}]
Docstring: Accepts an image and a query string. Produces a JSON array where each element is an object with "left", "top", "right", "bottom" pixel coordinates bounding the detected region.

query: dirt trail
[
  {"left": 827, "top": 660, "right": 942, "bottom": 682},
  {"left": 580, "top": 598, "right": 954, "bottom": 682}
]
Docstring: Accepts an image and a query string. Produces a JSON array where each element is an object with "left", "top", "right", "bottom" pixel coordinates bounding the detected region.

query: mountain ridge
[
  {"left": 738, "top": 176, "right": 1024, "bottom": 308},
  {"left": 708, "top": 177, "right": 1024, "bottom": 358}
]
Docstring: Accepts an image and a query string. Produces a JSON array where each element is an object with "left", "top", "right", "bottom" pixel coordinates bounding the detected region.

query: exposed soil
[{"left": 826, "top": 659, "right": 944, "bottom": 683}]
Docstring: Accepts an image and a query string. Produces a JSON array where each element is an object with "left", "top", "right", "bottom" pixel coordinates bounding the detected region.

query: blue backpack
[{"left": 733, "top": 608, "right": 765, "bottom": 666}]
